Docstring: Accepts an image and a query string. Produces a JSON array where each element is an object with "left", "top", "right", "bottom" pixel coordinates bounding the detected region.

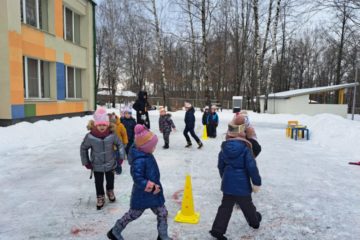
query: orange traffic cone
[{"left": 174, "top": 175, "right": 200, "bottom": 224}]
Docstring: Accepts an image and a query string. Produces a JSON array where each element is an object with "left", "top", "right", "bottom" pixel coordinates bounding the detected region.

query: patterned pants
[{"left": 112, "top": 205, "right": 168, "bottom": 239}]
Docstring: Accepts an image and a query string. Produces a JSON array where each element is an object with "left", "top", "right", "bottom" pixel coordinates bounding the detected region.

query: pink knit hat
[
  {"left": 93, "top": 107, "right": 110, "bottom": 126},
  {"left": 134, "top": 124, "right": 158, "bottom": 153}
]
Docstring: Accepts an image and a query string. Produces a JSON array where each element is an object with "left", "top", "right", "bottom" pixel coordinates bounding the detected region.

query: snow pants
[
  {"left": 112, "top": 205, "right": 169, "bottom": 239},
  {"left": 207, "top": 124, "right": 217, "bottom": 138},
  {"left": 163, "top": 132, "right": 170, "bottom": 146},
  {"left": 94, "top": 171, "right": 114, "bottom": 196},
  {"left": 211, "top": 194, "right": 261, "bottom": 235}
]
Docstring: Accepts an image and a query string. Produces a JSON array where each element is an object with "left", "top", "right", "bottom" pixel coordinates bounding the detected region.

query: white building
[{"left": 259, "top": 83, "right": 359, "bottom": 118}]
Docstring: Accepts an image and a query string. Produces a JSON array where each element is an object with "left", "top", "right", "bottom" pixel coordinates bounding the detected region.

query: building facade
[{"left": 0, "top": 0, "right": 96, "bottom": 126}]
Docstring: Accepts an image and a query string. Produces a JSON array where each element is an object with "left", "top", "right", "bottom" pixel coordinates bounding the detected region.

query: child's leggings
[{"left": 112, "top": 205, "right": 168, "bottom": 238}]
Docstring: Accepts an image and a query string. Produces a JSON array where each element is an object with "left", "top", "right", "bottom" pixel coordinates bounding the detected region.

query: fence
[{"left": 147, "top": 97, "right": 233, "bottom": 110}]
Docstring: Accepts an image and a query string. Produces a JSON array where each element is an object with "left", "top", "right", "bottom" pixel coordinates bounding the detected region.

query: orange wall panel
[
  {"left": 36, "top": 102, "right": 58, "bottom": 116},
  {"left": 21, "top": 26, "right": 45, "bottom": 44},
  {"left": 45, "top": 48, "right": 56, "bottom": 62},
  {"left": 54, "top": 0, "right": 63, "bottom": 38},
  {"left": 8, "top": 32, "right": 22, "bottom": 48},
  {"left": 36, "top": 102, "right": 84, "bottom": 116},
  {"left": 64, "top": 52, "right": 72, "bottom": 65},
  {"left": 22, "top": 41, "right": 45, "bottom": 59}
]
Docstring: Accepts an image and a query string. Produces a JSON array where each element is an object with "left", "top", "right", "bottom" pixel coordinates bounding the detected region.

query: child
[
  {"left": 202, "top": 106, "right": 210, "bottom": 137},
  {"left": 80, "top": 107, "right": 125, "bottom": 210},
  {"left": 159, "top": 107, "right": 176, "bottom": 149},
  {"left": 206, "top": 105, "right": 219, "bottom": 138},
  {"left": 121, "top": 107, "right": 137, "bottom": 156},
  {"left": 107, "top": 125, "right": 172, "bottom": 240},
  {"left": 209, "top": 115, "right": 262, "bottom": 240},
  {"left": 109, "top": 112, "right": 128, "bottom": 174},
  {"left": 183, "top": 102, "right": 203, "bottom": 149}
]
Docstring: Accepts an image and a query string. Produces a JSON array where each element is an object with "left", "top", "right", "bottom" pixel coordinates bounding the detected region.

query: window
[
  {"left": 23, "top": 57, "right": 50, "bottom": 99},
  {"left": 65, "top": 66, "right": 82, "bottom": 99},
  {"left": 20, "top": 0, "right": 48, "bottom": 31},
  {"left": 64, "top": 7, "right": 80, "bottom": 44}
]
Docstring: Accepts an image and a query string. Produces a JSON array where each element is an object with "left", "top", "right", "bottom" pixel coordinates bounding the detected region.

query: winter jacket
[
  {"left": 129, "top": 146, "right": 165, "bottom": 209},
  {"left": 202, "top": 112, "right": 209, "bottom": 125},
  {"left": 114, "top": 117, "right": 128, "bottom": 145},
  {"left": 184, "top": 107, "right": 196, "bottom": 129},
  {"left": 80, "top": 122, "right": 125, "bottom": 172},
  {"left": 159, "top": 114, "right": 176, "bottom": 133},
  {"left": 207, "top": 112, "right": 219, "bottom": 126},
  {"left": 218, "top": 140, "right": 261, "bottom": 196},
  {"left": 121, "top": 116, "right": 136, "bottom": 143}
]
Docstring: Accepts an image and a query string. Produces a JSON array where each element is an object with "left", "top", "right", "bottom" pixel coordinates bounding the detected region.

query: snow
[
  {"left": 1, "top": 110, "right": 360, "bottom": 239},
  {"left": 97, "top": 90, "right": 137, "bottom": 97},
  {"left": 262, "top": 82, "right": 359, "bottom": 99}
]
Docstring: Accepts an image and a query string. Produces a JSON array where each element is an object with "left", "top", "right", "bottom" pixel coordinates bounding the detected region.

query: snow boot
[
  {"left": 107, "top": 190, "right": 116, "bottom": 202},
  {"left": 163, "top": 143, "right": 169, "bottom": 149},
  {"left": 107, "top": 228, "right": 124, "bottom": 240},
  {"left": 257, "top": 212, "right": 262, "bottom": 223},
  {"left": 157, "top": 236, "right": 173, "bottom": 240},
  {"left": 96, "top": 195, "right": 105, "bottom": 210},
  {"left": 197, "top": 141, "right": 203, "bottom": 149},
  {"left": 157, "top": 220, "right": 172, "bottom": 240},
  {"left": 185, "top": 142, "right": 192, "bottom": 148},
  {"left": 209, "top": 230, "right": 227, "bottom": 240}
]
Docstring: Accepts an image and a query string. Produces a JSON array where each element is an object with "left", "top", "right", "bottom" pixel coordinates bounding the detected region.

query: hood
[
  {"left": 221, "top": 140, "right": 248, "bottom": 159},
  {"left": 161, "top": 113, "right": 172, "bottom": 119},
  {"left": 138, "top": 91, "right": 148, "bottom": 100},
  {"left": 86, "top": 119, "right": 116, "bottom": 132}
]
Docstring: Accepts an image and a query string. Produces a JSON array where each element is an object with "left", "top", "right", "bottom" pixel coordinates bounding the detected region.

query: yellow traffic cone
[
  {"left": 174, "top": 175, "right": 200, "bottom": 224},
  {"left": 202, "top": 125, "right": 208, "bottom": 140}
]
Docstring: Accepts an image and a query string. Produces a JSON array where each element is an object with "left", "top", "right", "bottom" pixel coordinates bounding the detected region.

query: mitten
[
  {"left": 252, "top": 185, "right": 260, "bottom": 193},
  {"left": 153, "top": 184, "right": 161, "bottom": 194},
  {"left": 145, "top": 181, "right": 155, "bottom": 192},
  {"left": 85, "top": 163, "right": 93, "bottom": 169}
]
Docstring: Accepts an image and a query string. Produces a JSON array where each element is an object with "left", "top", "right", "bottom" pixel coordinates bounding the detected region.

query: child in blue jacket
[
  {"left": 107, "top": 124, "right": 172, "bottom": 240},
  {"left": 206, "top": 105, "right": 219, "bottom": 138},
  {"left": 120, "top": 107, "right": 137, "bottom": 156},
  {"left": 210, "top": 114, "right": 262, "bottom": 240}
]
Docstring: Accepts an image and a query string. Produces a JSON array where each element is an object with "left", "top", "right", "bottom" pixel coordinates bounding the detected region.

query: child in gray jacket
[{"left": 81, "top": 107, "right": 125, "bottom": 210}]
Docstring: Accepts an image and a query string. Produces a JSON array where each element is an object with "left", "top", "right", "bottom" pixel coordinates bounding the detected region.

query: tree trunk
[
  {"left": 265, "top": 0, "right": 281, "bottom": 111},
  {"left": 151, "top": 0, "right": 168, "bottom": 109},
  {"left": 253, "top": 0, "right": 261, "bottom": 112},
  {"left": 201, "top": 0, "right": 210, "bottom": 98}
]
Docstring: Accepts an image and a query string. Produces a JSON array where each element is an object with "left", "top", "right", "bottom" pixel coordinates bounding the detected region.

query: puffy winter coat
[
  {"left": 114, "top": 117, "right": 128, "bottom": 145},
  {"left": 121, "top": 116, "right": 136, "bottom": 143},
  {"left": 159, "top": 114, "right": 175, "bottom": 133},
  {"left": 207, "top": 112, "right": 219, "bottom": 126},
  {"left": 129, "top": 146, "right": 165, "bottom": 209},
  {"left": 80, "top": 122, "right": 125, "bottom": 172},
  {"left": 184, "top": 107, "right": 196, "bottom": 129},
  {"left": 202, "top": 112, "right": 209, "bottom": 125},
  {"left": 133, "top": 91, "right": 151, "bottom": 128},
  {"left": 218, "top": 140, "right": 261, "bottom": 196}
]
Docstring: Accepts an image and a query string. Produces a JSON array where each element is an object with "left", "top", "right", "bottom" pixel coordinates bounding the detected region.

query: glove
[
  {"left": 145, "top": 180, "right": 155, "bottom": 192},
  {"left": 153, "top": 184, "right": 161, "bottom": 194},
  {"left": 85, "top": 163, "right": 93, "bottom": 169},
  {"left": 252, "top": 185, "right": 260, "bottom": 193}
]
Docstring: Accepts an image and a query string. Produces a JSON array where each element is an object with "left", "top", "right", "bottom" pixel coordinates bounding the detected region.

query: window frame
[
  {"left": 65, "top": 66, "right": 82, "bottom": 99},
  {"left": 23, "top": 56, "right": 50, "bottom": 99},
  {"left": 63, "top": 6, "right": 80, "bottom": 44},
  {"left": 21, "top": 0, "right": 40, "bottom": 29}
]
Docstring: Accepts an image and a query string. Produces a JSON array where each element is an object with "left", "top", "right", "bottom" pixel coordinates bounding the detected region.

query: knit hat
[
  {"left": 123, "top": 107, "right": 132, "bottom": 114},
  {"left": 159, "top": 106, "right": 166, "bottom": 113},
  {"left": 226, "top": 114, "right": 246, "bottom": 139},
  {"left": 184, "top": 102, "right": 192, "bottom": 108},
  {"left": 93, "top": 107, "right": 110, "bottom": 126},
  {"left": 134, "top": 124, "right": 158, "bottom": 153},
  {"left": 211, "top": 105, "right": 217, "bottom": 109}
]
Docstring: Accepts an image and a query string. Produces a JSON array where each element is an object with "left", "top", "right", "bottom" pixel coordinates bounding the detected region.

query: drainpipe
[
  {"left": 92, "top": 3, "right": 97, "bottom": 111},
  {"left": 352, "top": 58, "right": 358, "bottom": 120}
]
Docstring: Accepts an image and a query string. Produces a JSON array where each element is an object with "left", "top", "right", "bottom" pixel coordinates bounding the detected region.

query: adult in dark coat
[
  {"left": 133, "top": 91, "right": 151, "bottom": 129},
  {"left": 183, "top": 102, "right": 203, "bottom": 149}
]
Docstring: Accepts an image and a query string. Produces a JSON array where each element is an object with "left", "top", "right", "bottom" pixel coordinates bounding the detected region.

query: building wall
[
  {"left": 0, "top": 0, "right": 95, "bottom": 123},
  {"left": 267, "top": 95, "right": 348, "bottom": 117}
]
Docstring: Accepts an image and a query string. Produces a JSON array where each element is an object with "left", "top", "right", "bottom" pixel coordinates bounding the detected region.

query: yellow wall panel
[
  {"left": 64, "top": 52, "right": 72, "bottom": 65},
  {"left": 54, "top": 0, "right": 63, "bottom": 38}
]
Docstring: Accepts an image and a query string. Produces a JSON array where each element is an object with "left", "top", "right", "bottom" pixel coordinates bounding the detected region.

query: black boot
[
  {"left": 163, "top": 143, "right": 169, "bottom": 149},
  {"left": 257, "top": 212, "right": 262, "bottom": 223},
  {"left": 107, "top": 228, "right": 118, "bottom": 240},
  {"left": 209, "top": 230, "right": 227, "bottom": 240},
  {"left": 197, "top": 141, "right": 203, "bottom": 149},
  {"left": 185, "top": 142, "right": 192, "bottom": 148}
]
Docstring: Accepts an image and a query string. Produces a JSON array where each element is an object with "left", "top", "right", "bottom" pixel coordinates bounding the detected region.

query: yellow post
[
  {"left": 201, "top": 125, "right": 208, "bottom": 140},
  {"left": 174, "top": 175, "right": 200, "bottom": 224},
  {"left": 338, "top": 89, "right": 345, "bottom": 104}
]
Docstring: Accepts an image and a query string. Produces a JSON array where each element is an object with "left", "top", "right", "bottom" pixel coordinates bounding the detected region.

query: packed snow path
[{"left": 0, "top": 110, "right": 359, "bottom": 240}]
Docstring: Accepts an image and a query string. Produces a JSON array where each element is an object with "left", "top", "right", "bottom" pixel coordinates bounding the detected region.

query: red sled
[{"left": 349, "top": 161, "right": 360, "bottom": 165}]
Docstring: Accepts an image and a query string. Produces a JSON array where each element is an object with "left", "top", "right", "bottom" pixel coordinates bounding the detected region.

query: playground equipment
[
  {"left": 174, "top": 175, "right": 200, "bottom": 224},
  {"left": 286, "top": 120, "right": 299, "bottom": 137},
  {"left": 286, "top": 120, "right": 310, "bottom": 140}
]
